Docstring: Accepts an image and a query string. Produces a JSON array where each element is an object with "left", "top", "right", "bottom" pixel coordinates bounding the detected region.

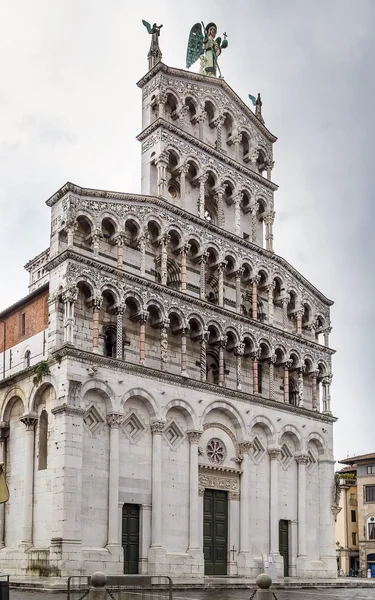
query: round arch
[
  {"left": 200, "top": 400, "right": 246, "bottom": 439},
  {"left": 122, "top": 387, "right": 158, "bottom": 417}
]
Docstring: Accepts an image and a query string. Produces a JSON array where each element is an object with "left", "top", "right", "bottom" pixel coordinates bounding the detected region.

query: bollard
[
  {"left": 254, "top": 573, "right": 273, "bottom": 600},
  {"left": 89, "top": 571, "right": 107, "bottom": 600}
]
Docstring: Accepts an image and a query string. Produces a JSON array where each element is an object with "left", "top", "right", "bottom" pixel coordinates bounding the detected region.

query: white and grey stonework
[{"left": 0, "top": 58, "right": 337, "bottom": 579}]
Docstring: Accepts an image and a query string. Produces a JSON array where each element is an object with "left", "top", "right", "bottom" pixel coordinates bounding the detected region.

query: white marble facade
[{"left": 0, "top": 60, "right": 337, "bottom": 579}]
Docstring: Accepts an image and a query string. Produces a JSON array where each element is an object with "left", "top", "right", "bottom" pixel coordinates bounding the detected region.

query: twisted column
[
  {"left": 92, "top": 232, "right": 101, "bottom": 257},
  {"left": 251, "top": 275, "right": 260, "bottom": 320},
  {"left": 150, "top": 420, "right": 166, "bottom": 547},
  {"left": 268, "top": 354, "right": 277, "bottom": 400},
  {"left": 233, "top": 193, "right": 242, "bottom": 236},
  {"left": 180, "top": 243, "right": 190, "bottom": 292},
  {"left": 160, "top": 318, "right": 169, "bottom": 370},
  {"left": 138, "top": 233, "right": 147, "bottom": 277},
  {"left": 20, "top": 415, "right": 38, "bottom": 546},
  {"left": 116, "top": 306, "right": 124, "bottom": 359},
  {"left": 160, "top": 235, "right": 169, "bottom": 286},
  {"left": 235, "top": 342, "right": 244, "bottom": 391},
  {"left": 250, "top": 201, "right": 259, "bottom": 243},
  {"left": 218, "top": 261, "right": 226, "bottom": 307},
  {"left": 214, "top": 115, "right": 225, "bottom": 151},
  {"left": 107, "top": 413, "right": 124, "bottom": 547},
  {"left": 298, "top": 366, "right": 305, "bottom": 407},
  {"left": 200, "top": 330, "right": 209, "bottom": 382},
  {"left": 187, "top": 431, "right": 202, "bottom": 551},
  {"left": 215, "top": 186, "right": 225, "bottom": 228},
  {"left": 199, "top": 252, "right": 208, "bottom": 299}
]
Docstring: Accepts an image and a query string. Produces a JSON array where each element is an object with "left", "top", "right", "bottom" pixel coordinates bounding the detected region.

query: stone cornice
[
  {"left": 199, "top": 464, "right": 242, "bottom": 475},
  {"left": 136, "top": 62, "right": 277, "bottom": 143},
  {"left": 49, "top": 345, "right": 337, "bottom": 425},
  {"left": 53, "top": 250, "right": 334, "bottom": 357},
  {"left": 44, "top": 189, "right": 333, "bottom": 307},
  {"left": 136, "top": 118, "right": 278, "bottom": 192}
]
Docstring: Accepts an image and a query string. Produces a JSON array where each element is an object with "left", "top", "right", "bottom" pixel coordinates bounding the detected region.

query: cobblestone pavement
[{"left": 8, "top": 588, "right": 375, "bottom": 600}]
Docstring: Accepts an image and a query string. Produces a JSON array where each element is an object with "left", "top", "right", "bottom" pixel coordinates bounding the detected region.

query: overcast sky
[{"left": 0, "top": 0, "right": 373, "bottom": 462}]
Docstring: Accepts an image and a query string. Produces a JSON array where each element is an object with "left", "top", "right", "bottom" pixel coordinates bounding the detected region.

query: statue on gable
[
  {"left": 186, "top": 22, "right": 228, "bottom": 78},
  {"left": 142, "top": 20, "right": 163, "bottom": 70}
]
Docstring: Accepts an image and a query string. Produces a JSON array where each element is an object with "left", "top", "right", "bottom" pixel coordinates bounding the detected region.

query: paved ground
[{"left": 8, "top": 589, "right": 375, "bottom": 600}]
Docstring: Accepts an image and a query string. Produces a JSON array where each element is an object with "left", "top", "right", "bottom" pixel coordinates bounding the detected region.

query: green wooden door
[
  {"left": 203, "top": 489, "right": 228, "bottom": 575},
  {"left": 279, "top": 519, "right": 289, "bottom": 577},
  {"left": 122, "top": 504, "right": 139, "bottom": 574}
]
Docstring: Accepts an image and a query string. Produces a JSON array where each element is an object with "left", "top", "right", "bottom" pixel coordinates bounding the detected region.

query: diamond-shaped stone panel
[
  {"left": 122, "top": 412, "right": 145, "bottom": 443},
  {"left": 163, "top": 420, "right": 184, "bottom": 450},
  {"left": 280, "top": 442, "right": 293, "bottom": 469},
  {"left": 83, "top": 405, "right": 104, "bottom": 436},
  {"left": 251, "top": 436, "right": 266, "bottom": 464},
  {"left": 307, "top": 449, "right": 317, "bottom": 472}
]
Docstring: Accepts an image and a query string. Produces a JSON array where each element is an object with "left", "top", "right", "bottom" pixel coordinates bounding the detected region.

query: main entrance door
[
  {"left": 122, "top": 504, "right": 139, "bottom": 574},
  {"left": 203, "top": 489, "right": 228, "bottom": 575},
  {"left": 279, "top": 519, "right": 289, "bottom": 577}
]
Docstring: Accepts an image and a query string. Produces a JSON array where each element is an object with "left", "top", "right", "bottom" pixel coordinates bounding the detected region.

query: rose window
[{"left": 206, "top": 438, "right": 226, "bottom": 465}]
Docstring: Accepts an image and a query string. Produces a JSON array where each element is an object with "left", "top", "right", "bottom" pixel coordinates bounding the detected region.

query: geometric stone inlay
[
  {"left": 83, "top": 404, "right": 104, "bottom": 436},
  {"left": 280, "top": 442, "right": 293, "bottom": 470},
  {"left": 307, "top": 449, "right": 317, "bottom": 473},
  {"left": 122, "top": 411, "right": 145, "bottom": 444},
  {"left": 251, "top": 436, "right": 265, "bottom": 464},
  {"left": 163, "top": 420, "right": 184, "bottom": 450},
  {"left": 206, "top": 438, "right": 226, "bottom": 465}
]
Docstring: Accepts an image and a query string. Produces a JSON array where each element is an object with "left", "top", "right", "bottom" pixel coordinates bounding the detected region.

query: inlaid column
[
  {"left": 199, "top": 252, "right": 208, "bottom": 299},
  {"left": 296, "top": 454, "right": 309, "bottom": 559},
  {"left": 116, "top": 306, "right": 124, "bottom": 359},
  {"left": 138, "top": 233, "right": 147, "bottom": 277},
  {"left": 322, "top": 375, "right": 332, "bottom": 414},
  {"left": 160, "top": 318, "right": 169, "bottom": 370},
  {"left": 311, "top": 370, "right": 319, "bottom": 411},
  {"left": 62, "top": 287, "right": 77, "bottom": 344},
  {"left": 323, "top": 327, "right": 332, "bottom": 347},
  {"left": 235, "top": 342, "right": 244, "bottom": 391},
  {"left": 215, "top": 186, "right": 225, "bottom": 228},
  {"left": 155, "top": 152, "right": 169, "bottom": 197},
  {"left": 238, "top": 442, "right": 252, "bottom": 553},
  {"left": 265, "top": 212, "right": 275, "bottom": 252},
  {"left": 92, "top": 232, "right": 101, "bottom": 257},
  {"left": 297, "top": 367, "right": 304, "bottom": 407},
  {"left": 252, "top": 351, "right": 260, "bottom": 395},
  {"left": 139, "top": 312, "right": 148, "bottom": 366},
  {"left": 200, "top": 330, "right": 209, "bottom": 382},
  {"left": 233, "top": 193, "right": 242, "bottom": 236},
  {"left": 296, "top": 309, "right": 304, "bottom": 335},
  {"left": 269, "top": 448, "right": 282, "bottom": 555},
  {"left": 20, "top": 414, "right": 38, "bottom": 546},
  {"left": 92, "top": 298, "right": 101, "bottom": 353},
  {"left": 107, "top": 413, "right": 124, "bottom": 548},
  {"left": 160, "top": 235, "right": 169, "bottom": 286},
  {"left": 267, "top": 281, "right": 275, "bottom": 326},
  {"left": 0, "top": 423, "right": 9, "bottom": 547},
  {"left": 150, "top": 420, "right": 166, "bottom": 547},
  {"left": 235, "top": 268, "right": 243, "bottom": 312},
  {"left": 214, "top": 115, "right": 225, "bottom": 151},
  {"left": 268, "top": 354, "right": 277, "bottom": 400},
  {"left": 282, "top": 295, "right": 290, "bottom": 331},
  {"left": 179, "top": 164, "right": 189, "bottom": 210},
  {"left": 180, "top": 244, "right": 190, "bottom": 292},
  {"left": 283, "top": 361, "right": 292, "bottom": 403},
  {"left": 198, "top": 174, "right": 208, "bottom": 218},
  {"left": 218, "top": 337, "right": 227, "bottom": 387},
  {"left": 180, "top": 327, "right": 189, "bottom": 376},
  {"left": 187, "top": 431, "right": 202, "bottom": 551},
  {"left": 250, "top": 201, "right": 259, "bottom": 243},
  {"left": 218, "top": 261, "right": 226, "bottom": 307},
  {"left": 251, "top": 275, "right": 260, "bottom": 319},
  {"left": 116, "top": 234, "right": 125, "bottom": 268}
]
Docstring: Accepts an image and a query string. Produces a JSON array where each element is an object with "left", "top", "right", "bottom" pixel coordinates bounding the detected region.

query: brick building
[{"left": 0, "top": 24, "right": 337, "bottom": 579}]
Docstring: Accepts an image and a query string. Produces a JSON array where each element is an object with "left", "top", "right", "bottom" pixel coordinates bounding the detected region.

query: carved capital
[
  {"left": 61, "top": 287, "right": 78, "bottom": 304},
  {"left": 251, "top": 275, "right": 261, "bottom": 287},
  {"left": 187, "top": 430, "right": 203, "bottom": 444},
  {"left": 150, "top": 419, "right": 166, "bottom": 435},
  {"left": 295, "top": 454, "right": 309, "bottom": 465},
  {"left": 234, "top": 342, "right": 245, "bottom": 357},
  {"left": 20, "top": 414, "right": 38, "bottom": 431},
  {"left": 268, "top": 448, "right": 282, "bottom": 460},
  {"left": 238, "top": 441, "right": 252, "bottom": 455},
  {"left": 107, "top": 413, "right": 125, "bottom": 428}
]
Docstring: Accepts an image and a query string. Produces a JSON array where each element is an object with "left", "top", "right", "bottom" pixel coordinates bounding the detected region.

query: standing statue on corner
[
  {"left": 186, "top": 22, "right": 228, "bottom": 78},
  {"left": 142, "top": 20, "right": 163, "bottom": 70}
]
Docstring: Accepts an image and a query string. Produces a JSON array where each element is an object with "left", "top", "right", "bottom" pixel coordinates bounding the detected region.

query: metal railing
[{"left": 67, "top": 574, "right": 173, "bottom": 600}]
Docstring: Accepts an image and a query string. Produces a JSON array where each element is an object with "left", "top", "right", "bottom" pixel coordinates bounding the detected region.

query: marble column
[
  {"left": 250, "top": 201, "right": 259, "bottom": 243},
  {"left": 92, "top": 298, "right": 101, "bottom": 353},
  {"left": 116, "top": 306, "right": 124, "bottom": 359},
  {"left": 215, "top": 187, "right": 225, "bottom": 228},
  {"left": 160, "top": 318, "right": 169, "bottom": 371},
  {"left": 218, "top": 337, "right": 227, "bottom": 387},
  {"left": 282, "top": 295, "right": 290, "bottom": 331},
  {"left": 138, "top": 233, "right": 147, "bottom": 277},
  {"left": 187, "top": 431, "right": 202, "bottom": 552},
  {"left": 160, "top": 235, "right": 169, "bottom": 286},
  {"left": 324, "top": 327, "right": 332, "bottom": 347},
  {"left": 235, "top": 269, "right": 243, "bottom": 312},
  {"left": 150, "top": 420, "right": 166, "bottom": 547},
  {"left": 116, "top": 235, "right": 125, "bottom": 268},
  {"left": 235, "top": 342, "right": 244, "bottom": 391},
  {"left": 311, "top": 370, "right": 319, "bottom": 411},
  {"left": 214, "top": 115, "right": 225, "bottom": 151},
  {"left": 232, "top": 134, "right": 242, "bottom": 161},
  {"left": 62, "top": 287, "right": 77, "bottom": 344},
  {"left": 179, "top": 164, "right": 189, "bottom": 209},
  {"left": 269, "top": 448, "right": 282, "bottom": 555},
  {"left": 197, "top": 111, "right": 206, "bottom": 142},
  {"left": 199, "top": 252, "right": 208, "bottom": 300},
  {"left": 296, "top": 309, "right": 304, "bottom": 336},
  {"left": 107, "top": 413, "right": 124, "bottom": 548},
  {"left": 268, "top": 354, "right": 277, "bottom": 400},
  {"left": 198, "top": 174, "right": 208, "bottom": 218},
  {"left": 180, "top": 327, "right": 189, "bottom": 376},
  {"left": 238, "top": 442, "right": 252, "bottom": 553},
  {"left": 155, "top": 153, "right": 169, "bottom": 198},
  {"left": 200, "top": 330, "right": 209, "bottom": 382},
  {"left": 233, "top": 193, "right": 242, "bottom": 236},
  {"left": 251, "top": 276, "right": 260, "bottom": 320},
  {"left": 265, "top": 212, "right": 275, "bottom": 252},
  {"left": 92, "top": 232, "right": 101, "bottom": 257},
  {"left": 139, "top": 312, "right": 148, "bottom": 365},
  {"left": 20, "top": 414, "right": 38, "bottom": 546},
  {"left": 322, "top": 375, "right": 332, "bottom": 414},
  {"left": 297, "top": 367, "right": 304, "bottom": 407},
  {"left": 283, "top": 361, "right": 292, "bottom": 403},
  {"left": 267, "top": 281, "right": 275, "bottom": 326},
  {"left": 0, "top": 423, "right": 9, "bottom": 547},
  {"left": 252, "top": 354, "right": 259, "bottom": 395},
  {"left": 296, "top": 454, "right": 309, "bottom": 560},
  {"left": 318, "top": 458, "right": 336, "bottom": 570},
  {"left": 218, "top": 261, "right": 226, "bottom": 307},
  {"left": 180, "top": 244, "right": 190, "bottom": 292}
]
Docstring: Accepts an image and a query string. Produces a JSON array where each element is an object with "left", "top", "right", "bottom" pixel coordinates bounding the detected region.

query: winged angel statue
[
  {"left": 142, "top": 20, "right": 163, "bottom": 69},
  {"left": 186, "top": 22, "right": 228, "bottom": 78}
]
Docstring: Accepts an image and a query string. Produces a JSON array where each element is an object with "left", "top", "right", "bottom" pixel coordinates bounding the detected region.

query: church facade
[{"left": 0, "top": 33, "right": 337, "bottom": 579}]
